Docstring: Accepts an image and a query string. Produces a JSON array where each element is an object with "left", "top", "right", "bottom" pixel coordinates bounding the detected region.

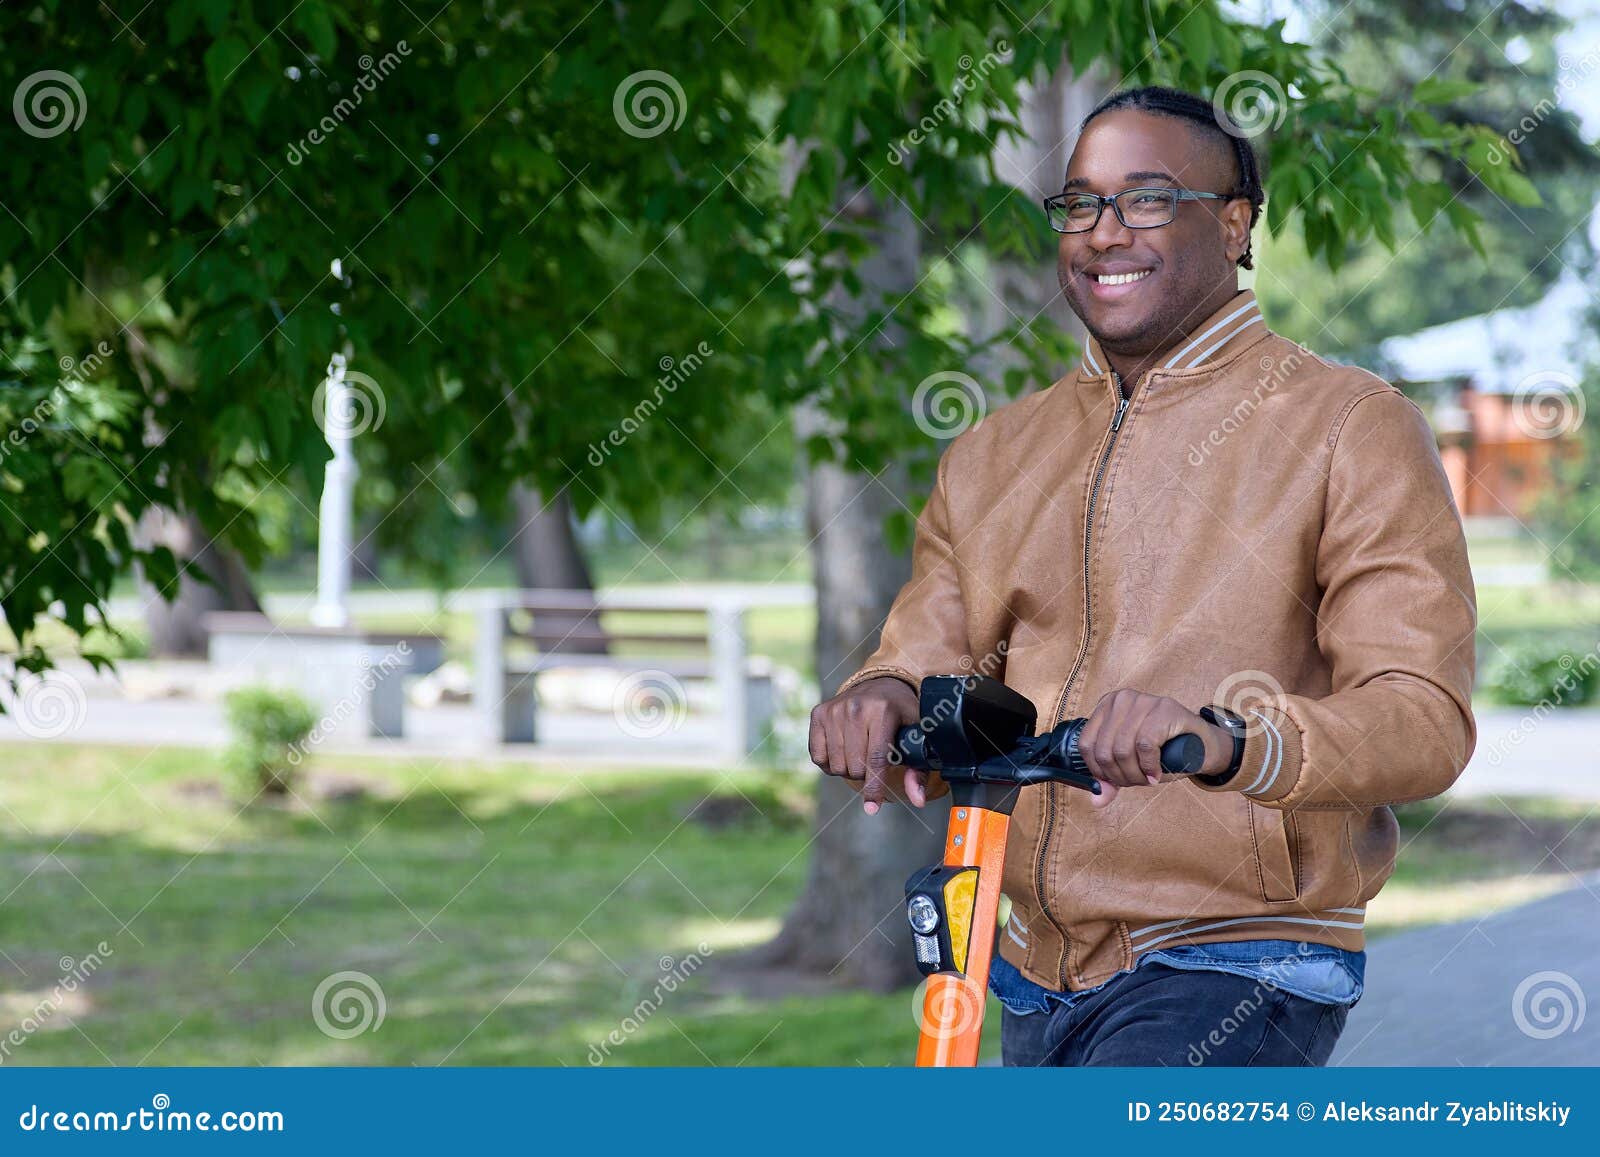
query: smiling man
[{"left": 808, "top": 86, "right": 1477, "bottom": 1066}]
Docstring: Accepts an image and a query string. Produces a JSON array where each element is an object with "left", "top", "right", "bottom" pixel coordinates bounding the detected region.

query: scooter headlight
[{"left": 907, "top": 893, "right": 940, "bottom": 935}]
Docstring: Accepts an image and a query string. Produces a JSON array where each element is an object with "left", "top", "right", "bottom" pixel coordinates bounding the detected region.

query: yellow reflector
[
  {"left": 996, "top": 892, "right": 1013, "bottom": 930},
  {"left": 943, "top": 869, "right": 978, "bottom": 973}
]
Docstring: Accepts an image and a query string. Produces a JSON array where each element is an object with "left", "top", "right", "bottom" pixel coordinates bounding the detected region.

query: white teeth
[{"left": 1095, "top": 270, "right": 1151, "bottom": 285}]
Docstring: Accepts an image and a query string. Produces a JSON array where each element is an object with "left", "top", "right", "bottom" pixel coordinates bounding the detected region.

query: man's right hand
[{"left": 808, "top": 676, "right": 928, "bottom": 815}]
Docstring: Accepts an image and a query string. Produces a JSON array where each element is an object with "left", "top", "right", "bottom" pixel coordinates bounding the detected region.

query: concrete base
[{"left": 204, "top": 613, "right": 442, "bottom": 740}]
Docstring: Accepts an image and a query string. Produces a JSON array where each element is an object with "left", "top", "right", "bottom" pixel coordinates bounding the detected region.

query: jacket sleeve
[
  {"left": 1194, "top": 386, "right": 1477, "bottom": 810},
  {"left": 834, "top": 452, "right": 976, "bottom": 804},
  {"left": 835, "top": 450, "right": 976, "bottom": 700}
]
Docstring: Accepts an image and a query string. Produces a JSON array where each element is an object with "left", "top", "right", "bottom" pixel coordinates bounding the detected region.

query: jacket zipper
[{"left": 1033, "top": 378, "right": 1131, "bottom": 989}]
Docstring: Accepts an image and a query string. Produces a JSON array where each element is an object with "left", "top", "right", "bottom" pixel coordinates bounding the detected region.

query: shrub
[
  {"left": 1482, "top": 636, "right": 1600, "bottom": 707},
  {"left": 223, "top": 686, "right": 320, "bottom": 797}
]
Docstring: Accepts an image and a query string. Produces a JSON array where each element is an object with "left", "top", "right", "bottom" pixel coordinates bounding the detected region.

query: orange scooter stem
[
  {"left": 914, "top": 802, "right": 1010, "bottom": 1066},
  {"left": 894, "top": 674, "right": 1206, "bottom": 1067}
]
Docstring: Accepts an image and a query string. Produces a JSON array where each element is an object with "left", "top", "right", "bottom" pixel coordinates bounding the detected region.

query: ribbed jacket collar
[{"left": 1078, "top": 289, "right": 1266, "bottom": 382}]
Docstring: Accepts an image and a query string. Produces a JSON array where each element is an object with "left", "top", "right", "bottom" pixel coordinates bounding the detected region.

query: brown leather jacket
[{"left": 839, "top": 289, "right": 1477, "bottom": 993}]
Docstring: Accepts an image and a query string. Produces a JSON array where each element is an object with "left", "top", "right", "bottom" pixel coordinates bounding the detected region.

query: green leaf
[
  {"left": 203, "top": 33, "right": 251, "bottom": 98},
  {"left": 1484, "top": 165, "right": 1541, "bottom": 207},
  {"left": 1412, "top": 77, "right": 1478, "bottom": 105},
  {"left": 657, "top": 0, "right": 696, "bottom": 31},
  {"left": 1405, "top": 107, "right": 1444, "bottom": 140},
  {"left": 1068, "top": 19, "right": 1107, "bottom": 78},
  {"left": 237, "top": 73, "right": 273, "bottom": 126},
  {"left": 294, "top": 3, "right": 338, "bottom": 60},
  {"left": 83, "top": 139, "right": 112, "bottom": 187},
  {"left": 123, "top": 87, "right": 148, "bottom": 133}
]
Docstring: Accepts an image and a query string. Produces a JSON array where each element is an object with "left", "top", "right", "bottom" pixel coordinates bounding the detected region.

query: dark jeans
[{"left": 1000, "top": 961, "right": 1348, "bottom": 1067}]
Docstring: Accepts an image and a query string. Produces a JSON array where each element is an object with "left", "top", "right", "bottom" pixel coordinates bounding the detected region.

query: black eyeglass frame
[{"left": 1043, "top": 186, "right": 1242, "bottom": 234}]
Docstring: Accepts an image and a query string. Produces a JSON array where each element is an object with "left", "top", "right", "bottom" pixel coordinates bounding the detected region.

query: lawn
[
  {"left": 0, "top": 744, "right": 916, "bottom": 1066},
  {"left": 4, "top": 743, "right": 1600, "bottom": 1066}
]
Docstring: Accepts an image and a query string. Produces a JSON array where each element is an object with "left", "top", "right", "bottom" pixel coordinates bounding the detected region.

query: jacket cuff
[
  {"left": 835, "top": 665, "right": 920, "bottom": 698},
  {"left": 1191, "top": 704, "right": 1302, "bottom": 804}
]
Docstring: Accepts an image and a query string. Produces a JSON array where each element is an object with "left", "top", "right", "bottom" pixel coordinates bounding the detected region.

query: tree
[
  {"left": 1255, "top": 0, "right": 1597, "bottom": 359},
  {"left": 1, "top": 1, "right": 1519, "bottom": 986}
]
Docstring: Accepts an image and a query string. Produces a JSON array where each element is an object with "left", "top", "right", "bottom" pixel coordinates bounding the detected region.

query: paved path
[
  {"left": 1333, "top": 873, "right": 1600, "bottom": 1065},
  {"left": 2, "top": 665, "right": 1594, "bottom": 786},
  {"left": 1447, "top": 707, "right": 1600, "bottom": 800},
  {"left": 0, "top": 658, "right": 810, "bottom": 767}
]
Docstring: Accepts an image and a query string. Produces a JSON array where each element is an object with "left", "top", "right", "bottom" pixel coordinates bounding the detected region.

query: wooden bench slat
[
  {"left": 507, "top": 656, "right": 720, "bottom": 677},
  {"left": 509, "top": 630, "right": 708, "bottom": 648},
  {"left": 495, "top": 591, "right": 708, "bottom": 615}
]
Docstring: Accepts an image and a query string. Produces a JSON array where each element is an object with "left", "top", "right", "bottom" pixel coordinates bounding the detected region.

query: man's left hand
[{"left": 1077, "top": 689, "right": 1236, "bottom": 808}]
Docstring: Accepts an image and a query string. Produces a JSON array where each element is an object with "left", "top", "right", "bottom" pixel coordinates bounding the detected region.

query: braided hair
[{"left": 1080, "top": 86, "right": 1266, "bottom": 270}]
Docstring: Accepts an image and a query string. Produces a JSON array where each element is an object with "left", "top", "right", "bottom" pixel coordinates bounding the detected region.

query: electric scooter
[{"left": 890, "top": 673, "right": 1205, "bottom": 1066}]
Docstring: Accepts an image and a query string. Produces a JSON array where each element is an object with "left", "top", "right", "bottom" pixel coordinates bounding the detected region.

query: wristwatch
[{"left": 1196, "top": 705, "right": 1249, "bottom": 786}]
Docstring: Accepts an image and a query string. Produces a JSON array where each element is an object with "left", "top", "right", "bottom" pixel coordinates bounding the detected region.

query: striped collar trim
[{"left": 1078, "top": 290, "right": 1266, "bottom": 380}]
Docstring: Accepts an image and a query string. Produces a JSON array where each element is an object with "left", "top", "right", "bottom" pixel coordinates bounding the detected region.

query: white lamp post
[{"left": 310, "top": 342, "right": 358, "bottom": 630}]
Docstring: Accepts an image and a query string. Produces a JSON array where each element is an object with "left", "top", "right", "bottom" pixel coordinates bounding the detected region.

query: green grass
[
  {"left": 5, "top": 744, "right": 1599, "bottom": 1066},
  {"left": 0, "top": 744, "right": 939, "bottom": 1066}
]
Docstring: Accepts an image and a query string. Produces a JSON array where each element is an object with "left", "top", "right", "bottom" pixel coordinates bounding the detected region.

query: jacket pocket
[{"left": 1250, "top": 803, "right": 1300, "bottom": 902}]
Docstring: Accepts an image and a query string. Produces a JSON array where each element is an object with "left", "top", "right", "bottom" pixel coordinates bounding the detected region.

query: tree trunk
[
  {"left": 508, "top": 483, "right": 608, "bottom": 655},
  {"left": 760, "top": 422, "right": 949, "bottom": 991},
  {"left": 138, "top": 508, "right": 263, "bottom": 657},
  {"left": 762, "top": 67, "right": 1098, "bottom": 991},
  {"left": 759, "top": 192, "right": 947, "bottom": 992}
]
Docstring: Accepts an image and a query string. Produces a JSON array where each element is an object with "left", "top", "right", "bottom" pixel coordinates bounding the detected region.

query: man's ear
[{"left": 1221, "top": 197, "right": 1254, "bottom": 266}]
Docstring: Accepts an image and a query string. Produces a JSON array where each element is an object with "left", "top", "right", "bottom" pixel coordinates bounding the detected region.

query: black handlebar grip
[
  {"left": 1160, "top": 732, "right": 1205, "bottom": 775},
  {"left": 890, "top": 725, "right": 927, "bottom": 769}
]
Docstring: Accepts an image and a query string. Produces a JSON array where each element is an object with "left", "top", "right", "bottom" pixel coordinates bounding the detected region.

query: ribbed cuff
[
  {"left": 1191, "top": 704, "right": 1302, "bottom": 804},
  {"left": 835, "top": 665, "right": 920, "bottom": 698}
]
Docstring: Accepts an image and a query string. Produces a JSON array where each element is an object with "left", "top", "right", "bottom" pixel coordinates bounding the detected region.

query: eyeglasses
[{"left": 1044, "top": 186, "right": 1240, "bottom": 234}]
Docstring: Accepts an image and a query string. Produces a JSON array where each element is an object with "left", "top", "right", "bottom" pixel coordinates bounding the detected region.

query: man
[{"left": 808, "top": 86, "right": 1476, "bottom": 1067}]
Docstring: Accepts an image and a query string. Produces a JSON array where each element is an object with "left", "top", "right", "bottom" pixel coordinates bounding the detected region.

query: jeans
[
  {"left": 990, "top": 939, "right": 1365, "bottom": 1013},
  {"left": 998, "top": 959, "right": 1349, "bottom": 1067}
]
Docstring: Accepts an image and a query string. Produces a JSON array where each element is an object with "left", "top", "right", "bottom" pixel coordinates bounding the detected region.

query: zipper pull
[{"left": 1111, "top": 395, "right": 1129, "bottom": 432}]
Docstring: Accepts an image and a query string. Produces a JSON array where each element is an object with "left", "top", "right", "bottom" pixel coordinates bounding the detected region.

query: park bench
[{"left": 473, "top": 589, "right": 777, "bottom": 760}]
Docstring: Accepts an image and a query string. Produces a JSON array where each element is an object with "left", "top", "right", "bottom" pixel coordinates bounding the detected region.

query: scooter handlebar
[{"left": 892, "top": 717, "right": 1206, "bottom": 785}]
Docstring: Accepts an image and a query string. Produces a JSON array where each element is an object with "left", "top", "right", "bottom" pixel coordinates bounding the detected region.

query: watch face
[{"left": 1204, "top": 705, "right": 1248, "bottom": 732}]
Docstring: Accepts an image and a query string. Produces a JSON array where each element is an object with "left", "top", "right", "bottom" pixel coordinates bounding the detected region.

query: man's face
[{"left": 1056, "top": 109, "right": 1251, "bottom": 355}]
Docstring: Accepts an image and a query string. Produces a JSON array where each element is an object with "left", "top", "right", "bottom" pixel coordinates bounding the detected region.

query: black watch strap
[{"left": 1196, "top": 705, "right": 1248, "bottom": 786}]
